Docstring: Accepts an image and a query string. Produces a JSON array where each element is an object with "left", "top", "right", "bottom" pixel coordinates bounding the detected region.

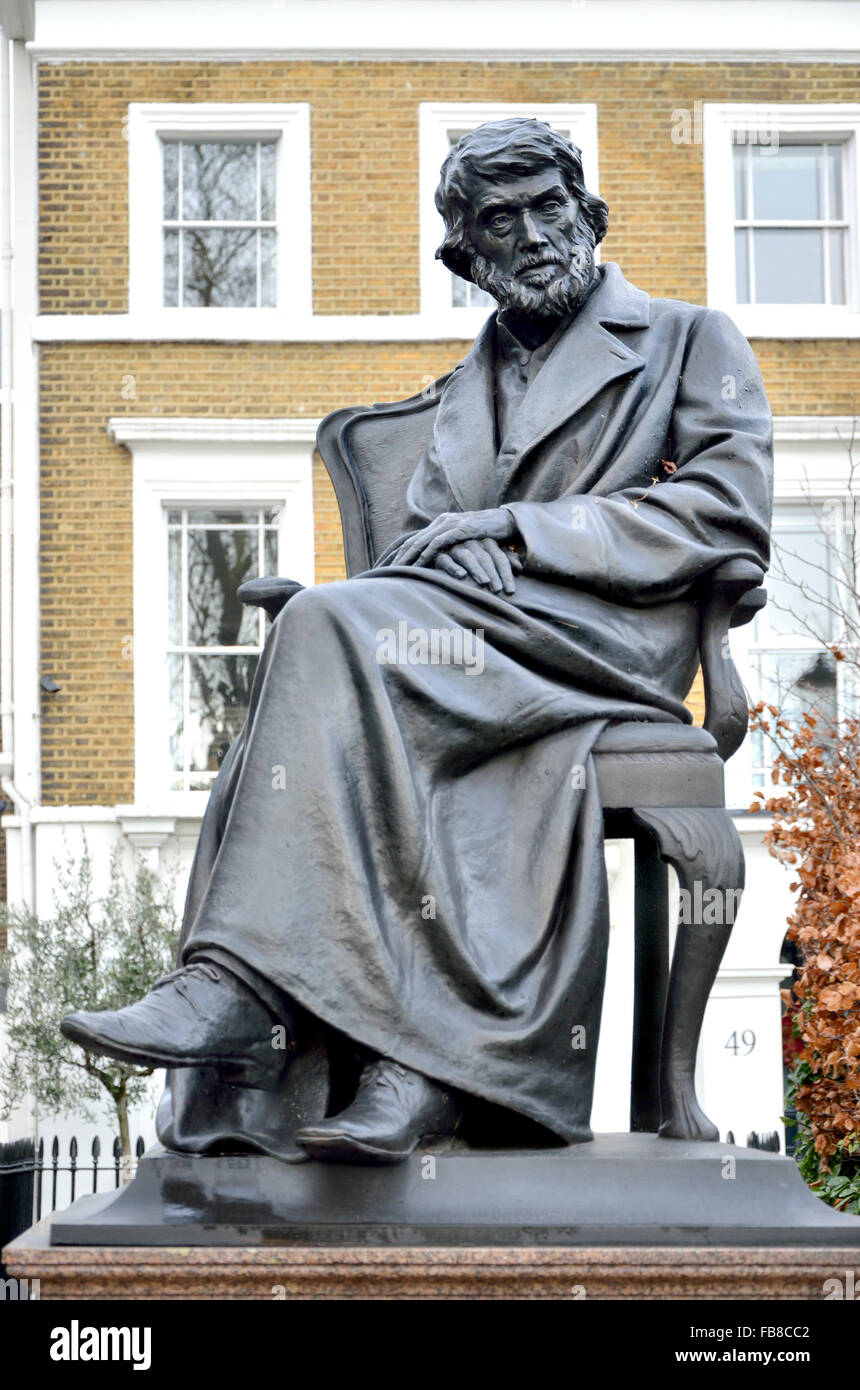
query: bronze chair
[{"left": 239, "top": 376, "right": 766, "bottom": 1139}]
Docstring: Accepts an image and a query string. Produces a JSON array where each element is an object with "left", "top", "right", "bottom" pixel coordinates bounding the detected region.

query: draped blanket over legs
[{"left": 158, "top": 567, "right": 701, "bottom": 1158}]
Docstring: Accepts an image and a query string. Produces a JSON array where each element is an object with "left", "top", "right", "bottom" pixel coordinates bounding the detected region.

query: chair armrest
[
  {"left": 237, "top": 577, "right": 305, "bottom": 621},
  {"left": 699, "top": 559, "right": 766, "bottom": 762},
  {"left": 709, "top": 558, "right": 767, "bottom": 630}
]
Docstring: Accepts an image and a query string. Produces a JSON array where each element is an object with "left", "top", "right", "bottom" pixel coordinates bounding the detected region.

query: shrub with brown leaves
[{"left": 750, "top": 702, "right": 860, "bottom": 1170}]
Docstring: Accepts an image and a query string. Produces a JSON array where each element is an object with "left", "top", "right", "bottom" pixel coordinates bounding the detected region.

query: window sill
[
  {"left": 716, "top": 303, "right": 860, "bottom": 340},
  {"left": 33, "top": 310, "right": 486, "bottom": 343}
]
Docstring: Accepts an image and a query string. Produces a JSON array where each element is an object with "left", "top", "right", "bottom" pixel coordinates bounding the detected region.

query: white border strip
[
  {"left": 25, "top": 0, "right": 860, "bottom": 61},
  {"left": 772, "top": 416, "right": 859, "bottom": 441},
  {"left": 28, "top": 51, "right": 860, "bottom": 64},
  {"left": 32, "top": 308, "right": 860, "bottom": 342}
]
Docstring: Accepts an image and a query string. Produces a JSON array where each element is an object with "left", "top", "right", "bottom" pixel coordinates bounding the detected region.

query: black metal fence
[
  {"left": 0, "top": 1133, "right": 147, "bottom": 1273},
  {"left": 0, "top": 1138, "right": 35, "bottom": 1278}
]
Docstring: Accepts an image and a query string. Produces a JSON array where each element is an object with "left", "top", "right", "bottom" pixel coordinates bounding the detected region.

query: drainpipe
[{"left": 0, "top": 30, "right": 33, "bottom": 909}]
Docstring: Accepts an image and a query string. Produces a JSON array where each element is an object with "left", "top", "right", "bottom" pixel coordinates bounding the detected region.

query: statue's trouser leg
[{"left": 633, "top": 808, "right": 745, "bottom": 1141}]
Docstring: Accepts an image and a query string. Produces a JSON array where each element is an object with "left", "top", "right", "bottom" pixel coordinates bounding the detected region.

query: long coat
[{"left": 158, "top": 264, "right": 773, "bottom": 1160}]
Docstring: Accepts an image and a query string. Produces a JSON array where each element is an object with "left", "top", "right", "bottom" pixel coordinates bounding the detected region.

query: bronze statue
[{"left": 61, "top": 120, "right": 773, "bottom": 1165}]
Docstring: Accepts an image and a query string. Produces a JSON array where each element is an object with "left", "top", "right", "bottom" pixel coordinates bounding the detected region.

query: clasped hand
[{"left": 388, "top": 508, "right": 523, "bottom": 595}]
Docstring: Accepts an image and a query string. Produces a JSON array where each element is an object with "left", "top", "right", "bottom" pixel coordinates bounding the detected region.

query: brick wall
[
  {"left": 35, "top": 58, "right": 860, "bottom": 801},
  {"left": 39, "top": 340, "right": 472, "bottom": 802},
  {"left": 37, "top": 58, "right": 860, "bottom": 315}
]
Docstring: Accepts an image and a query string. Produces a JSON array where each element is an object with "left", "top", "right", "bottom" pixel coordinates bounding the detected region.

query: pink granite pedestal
[{"left": 6, "top": 1219, "right": 860, "bottom": 1299}]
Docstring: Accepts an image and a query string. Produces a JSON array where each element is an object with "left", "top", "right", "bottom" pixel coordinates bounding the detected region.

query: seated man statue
[{"left": 62, "top": 119, "right": 772, "bottom": 1165}]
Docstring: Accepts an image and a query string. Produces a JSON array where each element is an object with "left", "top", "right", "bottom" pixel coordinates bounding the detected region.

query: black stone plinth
[{"left": 49, "top": 1133, "right": 860, "bottom": 1248}]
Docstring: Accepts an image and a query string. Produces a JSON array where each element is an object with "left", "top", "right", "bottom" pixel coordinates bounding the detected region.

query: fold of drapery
[{"left": 158, "top": 567, "right": 699, "bottom": 1157}]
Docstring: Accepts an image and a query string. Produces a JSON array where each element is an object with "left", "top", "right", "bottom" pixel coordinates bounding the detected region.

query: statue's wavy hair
[{"left": 434, "top": 118, "right": 609, "bottom": 284}]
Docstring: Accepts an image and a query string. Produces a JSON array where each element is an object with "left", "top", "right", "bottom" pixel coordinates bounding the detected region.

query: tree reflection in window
[
  {"left": 167, "top": 507, "right": 278, "bottom": 791},
  {"left": 162, "top": 139, "right": 277, "bottom": 307}
]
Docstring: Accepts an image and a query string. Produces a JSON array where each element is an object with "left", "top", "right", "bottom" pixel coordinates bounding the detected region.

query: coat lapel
[
  {"left": 429, "top": 315, "right": 499, "bottom": 511},
  {"left": 433, "top": 263, "right": 651, "bottom": 510}
]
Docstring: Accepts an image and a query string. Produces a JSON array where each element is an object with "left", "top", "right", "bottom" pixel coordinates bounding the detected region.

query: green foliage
[
  {"left": 0, "top": 838, "right": 180, "bottom": 1151},
  {"left": 786, "top": 1058, "right": 860, "bottom": 1216}
]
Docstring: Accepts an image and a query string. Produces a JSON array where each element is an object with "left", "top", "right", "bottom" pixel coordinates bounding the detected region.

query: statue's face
[
  {"left": 463, "top": 164, "right": 594, "bottom": 319},
  {"left": 468, "top": 167, "right": 579, "bottom": 287}
]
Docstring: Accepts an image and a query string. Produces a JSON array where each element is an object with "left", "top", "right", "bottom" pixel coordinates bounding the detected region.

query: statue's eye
[
  {"left": 488, "top": 213, "right": 513, "bottom": 234},
  {"left": 540, "top": 200, "right": 562, "bottom": 213}
]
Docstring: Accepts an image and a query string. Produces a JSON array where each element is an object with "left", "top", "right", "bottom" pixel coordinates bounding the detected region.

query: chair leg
[
  {"left": 632, "top": 807, "right": 745, "bottom": 1142},
  {"left": 630, "top": 835, "right": 669, "bottom": 1133}
]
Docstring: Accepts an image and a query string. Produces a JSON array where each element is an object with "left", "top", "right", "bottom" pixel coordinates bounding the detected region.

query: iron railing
[{"left": 0, "top": 1133, "right": 147, "bottom": 1271}]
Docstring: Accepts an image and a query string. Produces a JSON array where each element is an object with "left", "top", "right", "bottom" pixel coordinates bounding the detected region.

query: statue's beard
[{"left": 467, "top": 222, "right": 596, "bottom": 319}]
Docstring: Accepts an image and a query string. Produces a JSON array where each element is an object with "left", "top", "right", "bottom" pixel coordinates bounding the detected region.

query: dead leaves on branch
[{"left": 749, "top": 704, "right": 860, "bottom": 1167}]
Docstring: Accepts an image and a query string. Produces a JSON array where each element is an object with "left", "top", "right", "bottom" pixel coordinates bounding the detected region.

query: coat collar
[{"left": 434, "top": 262, "right": 650, "bottom": 509}]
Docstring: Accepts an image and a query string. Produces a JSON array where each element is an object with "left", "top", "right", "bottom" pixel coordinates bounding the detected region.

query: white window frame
[
  {"left": 127, "top": 104, "right": 312, "bottom": 328},
  {"left": 110, "top": 417, "right": 318, "bottom": 813},
  {"left": 703, "top": 104, "right": 860, "bottom": 338},
  {"left": 724, "top": 415, "right": 860, "bottom": 807},
  {"left": 418, "top": 102, "right": 600, "bottom": 338}
]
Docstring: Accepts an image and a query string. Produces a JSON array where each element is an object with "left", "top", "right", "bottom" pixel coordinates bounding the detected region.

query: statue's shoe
[
  {"left": 296, "top": 1058, "right": 461, "bottom": 1163},
  {"left": 60, "top": 962, "right": 285, "bottom": 1089}
]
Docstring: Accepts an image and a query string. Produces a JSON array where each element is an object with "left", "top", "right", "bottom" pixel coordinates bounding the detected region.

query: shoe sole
[
  {"left": 60, "top": 1017, "right": 281, "bottom": 1090},
  {"left": 295, "top": 1129, "right": 415, "bottom": 1165}
]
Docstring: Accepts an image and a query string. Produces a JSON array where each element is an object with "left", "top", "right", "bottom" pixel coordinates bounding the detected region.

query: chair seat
[
  {"left": 594, "top": 721, "right": 723, "bottom": 811},
  {"left": 595, "top": 721, "right": 718, "bottom": 756}
]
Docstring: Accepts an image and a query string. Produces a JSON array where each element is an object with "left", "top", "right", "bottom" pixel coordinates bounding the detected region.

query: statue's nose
[{"left": 516, "top": 211, "right": 546, "bottom": 251}]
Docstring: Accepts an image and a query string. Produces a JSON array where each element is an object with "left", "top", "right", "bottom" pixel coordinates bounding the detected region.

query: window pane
[
  {"left": 167, "top": 653, "right": 185, "bottom": 777},
  {"left": 162, "top": 140, "right": 179, "bottom": 220},
  {"left": 760, "top": 650, "right": 838, "bottom": 726},
  {"left": 828, "top": 228, "right": 845, "bottom": 305},
  {"left": 752, "top": 227, "right": 824, "bottom": 303},
  {"left": 264, "top": 526, "right": 278, "bottom": 577},
  {"left": 734, "top": 228, "right": 750, "bottom": 302},
  {"left": 451, "top": 274, "right": 496, "bottom": 308},
  {"left": 168, "top": 527, "right": 182, "bottom": 645},
  {"left": 186, "top": 525, "right": 261, "bottom": 646},
  {"left": 765, "top": 506, "right": 839, "bottom": 642},
  {"left": 750, "top": 650, "right": 838, "bottom": 779},
  {"left": 167, "top": 506, "right": 278, "bottom": 788},
  {"left": 186, "top": 507, "right": 260, "bottom": 526},
  {"left": 163, "top": 229, "right": 179, "bottom": 307},
  {"left": 181, "top": 141, "right": 258, "bottom": 222},
  {"left": 187, "top": 653, "right": 259, "bottom": 778},
  {"left": 182, "top": 227, "right": 258, "bottom": 307},
  {"left": 260, "top": 228, "right": 276, "bottom": 307},
  {"left": 826, "top": 143, "right": 843, "bottom": 219},
  {"left": 467, "top": 281, "right": 496, "bottom": 309},
  {"left": 260, "top": 141, "right": 276, "bottom": 220},
  {"left": 751, "top": 144, "right": 823, "bottom": 221},
  {"left": 733, "top": 144, "right": 748, "bottom": 219}
]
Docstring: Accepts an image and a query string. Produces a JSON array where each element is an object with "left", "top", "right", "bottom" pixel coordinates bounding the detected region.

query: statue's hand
[
  {"left": 391, "top": 508, "right": 518, "bottom": 570},
  {"left": 434, "top": 539, "right": 523, "bottom": 596}
]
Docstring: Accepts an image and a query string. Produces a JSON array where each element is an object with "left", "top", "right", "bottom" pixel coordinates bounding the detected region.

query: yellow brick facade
[
  {"left": 35, "top": 60, "right": 860, "bottom": 803},
  {"left": 37, "top": 59, "right": 860, "bottom": 315}
]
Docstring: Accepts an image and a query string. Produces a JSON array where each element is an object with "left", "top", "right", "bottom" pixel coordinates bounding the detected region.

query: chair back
[{"left": 316, "top": 378, "right": 449, "bottom": 575}]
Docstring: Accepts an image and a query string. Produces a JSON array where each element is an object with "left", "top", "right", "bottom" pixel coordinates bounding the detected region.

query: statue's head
[{"left": 435, "top": 118, "right": 609, "bottom": 319}]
